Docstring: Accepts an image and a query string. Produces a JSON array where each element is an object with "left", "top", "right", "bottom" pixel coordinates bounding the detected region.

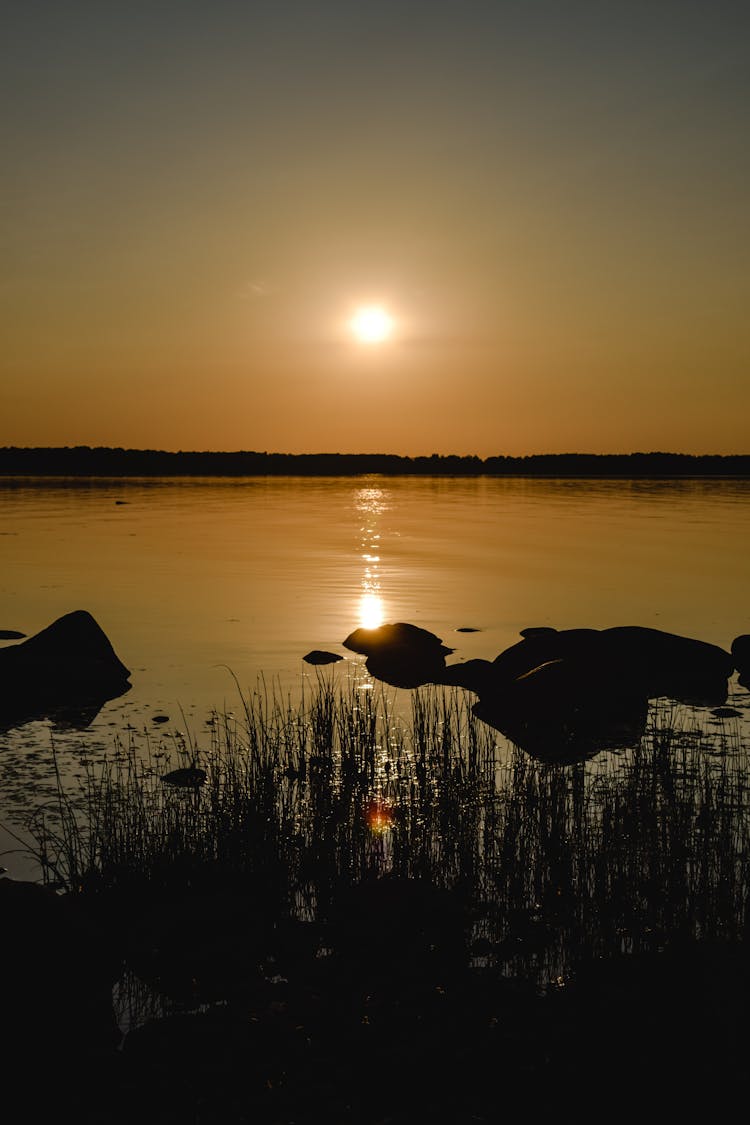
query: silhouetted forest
[{"left": 1, "top": 447, "right": 749, "bottom": 477}]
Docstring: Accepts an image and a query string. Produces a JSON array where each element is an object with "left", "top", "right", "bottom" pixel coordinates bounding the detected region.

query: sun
[{"left": 350, "top": 306, "right": 393, "bottom": 344}]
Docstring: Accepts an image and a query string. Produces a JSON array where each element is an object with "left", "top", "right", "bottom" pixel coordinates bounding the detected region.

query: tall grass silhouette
[{"left": 29, "top": 677, "right": 749, "bottom": 982}]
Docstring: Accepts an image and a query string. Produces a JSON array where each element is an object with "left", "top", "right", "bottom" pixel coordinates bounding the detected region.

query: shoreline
[
  {"left": 2, "top": 447, "right": 750, "bottom": 479},
  {"left": 4, "top": 684, "right": 749, "bottom": 1119}
]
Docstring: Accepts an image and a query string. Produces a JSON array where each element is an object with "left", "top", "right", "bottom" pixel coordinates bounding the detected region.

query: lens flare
[{"left": 366, "top": 798, "right": 394, "bottom": 834}]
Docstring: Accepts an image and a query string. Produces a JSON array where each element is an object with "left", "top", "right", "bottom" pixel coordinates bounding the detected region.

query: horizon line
[{"left": 3, "top": 446, "right": 750, "bottom": 459}]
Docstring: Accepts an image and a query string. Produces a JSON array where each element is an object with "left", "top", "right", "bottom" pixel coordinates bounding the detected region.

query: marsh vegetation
[
  {"left": 9, "top": 676, "right": 748, "bottom": 1121},
  {"left": 30, "top": 676, "right": 749, "bottom": 984}
]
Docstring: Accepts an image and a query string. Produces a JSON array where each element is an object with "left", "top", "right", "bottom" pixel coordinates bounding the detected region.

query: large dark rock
[
  {"left": 343, "top": 622, "right": 453, "bottom": 688},
  {"left": 468, "top": 625, "right": 732, "bottom": 761},
  {"left": 345, "top": 619, "right": 734, "bottom": 764},
  {"left": 489, "top": 625, "right": 732, "bottom": 707},
  {"left": 438, "top": 657, "right": 496, "bottom": 693},
  {"left": 731, "top": 635, "right": 750, "bottom": 686},
  {"left": 599, "top": 625, "right": 733, "bottom": 704},
  {"left": 0, "top": 609, "right": 131, "bottom": 728},
  {"left": 492, "top": 628, "right": 602, "bottom": 682},
  {"left": 473, "top": 658, "right": 649, "bottom": 763}
]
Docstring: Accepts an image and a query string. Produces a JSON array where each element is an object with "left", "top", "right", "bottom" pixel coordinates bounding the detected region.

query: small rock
[
  {"left": 303, "top": 650, "right": 343, "bottom": 665},
  {"left": 0, "top": 630, "right": 25, "bottom": 640},
  {"left": 152, "top": 714, "right": 170, "bottom": 724},
  {"left": 162, "top": 767, "right": 207, "bottom": 788},
  {"left": 710, "top": 707, "right": 743, "bottom": 718},
  {"left": 456, "top": 626, "right": 481, "bottom": 633}
]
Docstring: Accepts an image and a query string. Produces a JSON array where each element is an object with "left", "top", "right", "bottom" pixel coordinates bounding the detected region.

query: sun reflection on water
[
  {"left": 355, "top": 486, "right": 390, "bottom": 631},
  {"left": 358, "top": 591, "right": 385, "bottom": 630}
]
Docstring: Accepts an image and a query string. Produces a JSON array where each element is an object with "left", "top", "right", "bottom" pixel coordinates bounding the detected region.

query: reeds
[{"left": 27, "top": 677, "right": 750, "bottom": 982}]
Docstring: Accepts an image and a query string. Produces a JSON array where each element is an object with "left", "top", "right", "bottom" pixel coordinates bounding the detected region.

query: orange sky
[{"left": 2, "top": 2, "right": 749, "bottom": 455}]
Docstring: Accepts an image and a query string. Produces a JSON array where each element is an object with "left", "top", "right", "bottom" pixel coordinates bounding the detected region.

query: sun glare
[
  {"left": 358, "top": 592, "right": 385, "bottom": 629},
  {"left": 350, "top": 306, "right": 393, "bottom": 344}
]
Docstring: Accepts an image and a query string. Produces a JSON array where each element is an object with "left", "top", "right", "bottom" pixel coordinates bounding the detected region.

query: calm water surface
[{"left": 1, "top": 475, "right": 749, "bottom": 873}]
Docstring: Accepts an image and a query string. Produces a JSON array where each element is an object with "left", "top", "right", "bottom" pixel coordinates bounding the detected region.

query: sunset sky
[{"left": 2, "top": 1, "right": 748, "bottom": 456}]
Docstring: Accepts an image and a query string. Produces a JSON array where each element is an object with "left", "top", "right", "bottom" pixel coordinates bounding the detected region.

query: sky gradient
[{"left": 2, "top": 1, "right": 749, "bottom": 456}]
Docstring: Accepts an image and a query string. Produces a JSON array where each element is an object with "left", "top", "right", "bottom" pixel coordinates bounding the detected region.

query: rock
[
  {"left": 599, "top": 626, "right": 733, "bottom": 704},
  {"left": 152, "top": 713, "right": 170, "bottom": 723},
  {"left": 471, "top": 625, "right": 732, "bottom": 760},
  {"left": 473, "top": 658, "right": 649, "bottom": 764},
  {"left": 343, "top": 618, "right": 734, "bottom": 762},
  {"left": 303, "top": 650, "right": 343, "bottom": 665},
  {"left": 0, "top": 610, "right": 131, "bottom": 728},
  {"left": 162, "top": 767, "right": 207, "bottom": 788},
  {"left": 343, "top": 622, "right": 453, "bottom": 688},
  {"left": 492, "top": 628, "right": 602, "bottom": 682},
  {"left": 344, "top": 622, "right": 452, "bottom": 657},
  {"left": 0, "top": 629, "right": 26, "bottom": 640},
  {"left": 731, "top": 635, "right": 750, "bottom": 684},
  {"left": 489, "top": 626, "right": 732, "bottom": 707},
  {"left": 711, "top": 707, "right": 743, "bottom": 718},
  {"left": 438, "top": 658, "right": 495, "bottom": 693}
]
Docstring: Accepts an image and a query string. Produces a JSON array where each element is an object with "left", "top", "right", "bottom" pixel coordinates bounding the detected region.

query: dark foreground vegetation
[
  {"left": 2, "top": 445, "right": 750, "bottom": 477},
  {"left": 5, "top": 681, "right": 749, "bottom": 1121}
]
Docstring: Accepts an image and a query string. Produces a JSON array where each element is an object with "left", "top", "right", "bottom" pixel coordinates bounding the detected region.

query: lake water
[{"left": 2, "top": 475, "right": 750, "bottom": 876}]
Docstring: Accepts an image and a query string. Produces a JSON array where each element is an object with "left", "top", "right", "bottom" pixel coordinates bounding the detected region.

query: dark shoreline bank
[
  {"left": 7, "top": 676, "right": 749, "bottom": 1120},
  {"left": 5, "top": 873, "right": 748, "bottom": 1123},
  {"left": 2, "top": 446, "right": 750, "bottom": 478}
]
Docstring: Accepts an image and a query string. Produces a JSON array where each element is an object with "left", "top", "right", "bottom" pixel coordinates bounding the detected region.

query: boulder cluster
[{"left": 343, "top": 621, "right": 744, "bottom": 763}]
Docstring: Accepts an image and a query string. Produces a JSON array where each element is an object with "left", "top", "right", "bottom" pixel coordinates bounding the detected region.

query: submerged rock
[{"left": 0, "top": 610, "right": 131, "bottom": 729}]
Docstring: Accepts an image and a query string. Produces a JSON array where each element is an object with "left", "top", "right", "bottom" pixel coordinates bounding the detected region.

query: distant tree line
[{"left": 1, "top": 447, "right": 749, "bottom": 478}]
